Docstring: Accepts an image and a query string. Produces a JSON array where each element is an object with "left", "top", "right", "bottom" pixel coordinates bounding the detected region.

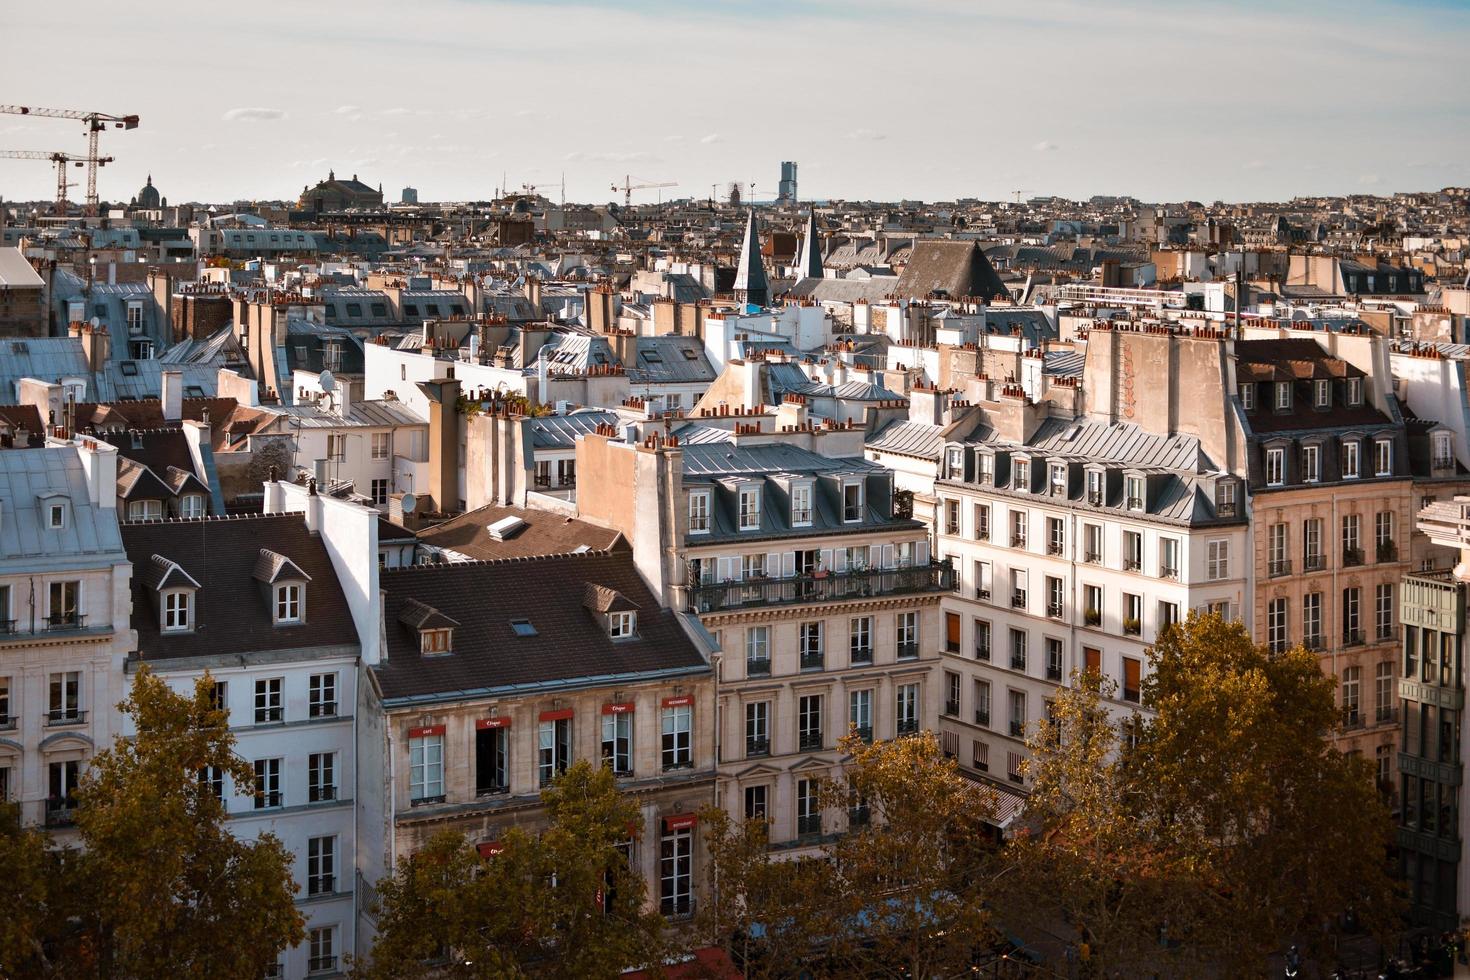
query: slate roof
[
  {"left": 0, "top": 447, "right": 125, "bottom": 561},
  {"left": 416, "top": 504, "right": 622, "bottom": 560},
  {"left": 625, "top": 336, "right": 716, "bottom": 385},
  {"left": 895, "top": 241, "right": 1006, "bottom": 301},
  {"left": 526, "top": 410, "right": 618, "bottom": 449},
  {"left": 373, "top": 549, "right": 707, "bottom": 703},
  {"left": 867, "top": 419, "right": 946, "bottom": 461},
  {"left": 120, "top": 513, "right": 357, "bottom": 660}
]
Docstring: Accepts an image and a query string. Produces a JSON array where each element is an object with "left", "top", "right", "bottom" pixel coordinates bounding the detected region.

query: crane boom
[
  {"left": 0, "top": 149, "right": 113, "bottom": 213},
  {"left": 611, "top": 174, "right": 676, "bottom": 207},
  {"left": 0, "top": 105, "right": 139, "bottom": 214}
]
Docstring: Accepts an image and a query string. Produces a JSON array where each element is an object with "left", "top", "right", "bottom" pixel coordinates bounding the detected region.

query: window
[
  {"left": 48, "top": 760, "right": 80, "bottom": 825},
  {"left": 0, "top": 675, "right": 11, "bottom": 726},
  {"left": 661, "top": 701, "right": 692, "bottom": 770},
  {"left": 275, "top": 583, "right": 302, "bottom": 624},
  {"left": 1342, "top": 439, "right": 1360, "bottom": 479},
  {"left": 308, "top": 752, "right": 337, "bottom": 802},
  {"left": 800, "top": 621, "right": 825, "bottom": 669},
  {"left": 1014, "top": 458, "right": 1031, "bottom": 492},
  {"left": 849, "top": 689, "right": 872, "bottom": 742},
  {"left": 48, "top": 671, "right": 81, "bottom": 723},
  {"left": 1123, "top": 592, "right": 1142, "bottom": 634},
  {"left": 1046, "top": 638, "right": 1063, "bottom": 681},
  {"left": 538, "top": 715, "right": 571, "bottom": 786},
  {"left": 1269, "top": 522, "right": 1289, "bottom": 576},
  {"left": 326, "top": 434, "right": 346, "bottom": 461},
  {"left": 945, "top": 446, "right": 963, "bottom": 479},
  {"left": 308, "top": 835, "right": 335, "bottom": 896},
  {"left": 1347, "top": 377, "right": 1363, "bottom": 406},
  {"left": 254, "top": 758, "right": 282, "bottom": 808},
  {"left": 1206, "top": 539, "right": 1229, "bottom": 580},
  {"left": 410, "top": 730, "right": 444, "bottom": 802},
  {"left": 897, "top": 611, "right": 918, "bottom": 658},
  {"left": 745, "top": 784, "right": 768, "bottom": 821},
  {"left": 974, "top": 618, "right": 991, "bottom": 661},
  {"left": 371, "top": 431, "right": 390, "bottom": 460},
  {"left": 1342, "top": 513, "right": 1362, "bottom": 565},
  {"left": 254, "top": 678, "right": 283, "bottom": 724},
  {"left": 974, "top": 503, "right": 990, "bottom": 540},
  {"left": 1009, "top": 509, "right": 1027, "bottom": 549},
  {"left": 900, "top": 682, "right": 922, "bottom": 732},
  {"left": 1274, "top": 382, "right": 1291, "bottom": 410},
  {"left": 977, "top": 453, "right": 994, "bottom": 485},
  {"left": 1050, "top": 462, "right": 1067, "bottom": 496},
  {"left": 790, "top": 484, "right": 812, "bottom": 526},
  {"left": 1376, "top": 583, "right": 1394, "bottom": 640},
  {"left": 745, "top": 701, "right": 770, "bottom": 756},
  {"left": 1008, "top": 690, "right": 1027, "bottom": 738},
  {"left": 1047, "top": 517, "right": 1065, "bottom": 555},
  {"left": 1433, "top": 431, "right": 1454, "bottom": 470},
  {"left": 1268, "top": 598, "right": 1288, "bottom": 653},
  {"left": 1009, "top": 627, "right": 1028, "bottom": 671},
  {"left": 610, "top": 611, "right": 636, "bottom": 639},
  {"left": 1216, "top": 479, "right": 1237, "bottom": 516},
  {"left": 1010, "top": 568, "right": 1028, "bottom": 610},
  {"left": 1158, "top": 601, "right": 1179, "bottom": 632},
  {"left": 128, "top": 499, "right": 162, "bottom": 521},
  {"left": 198, "top": 765, "right": 223, "bottom": 799},
  {"left": 371, "top": 478, "right": 389, "bottom": 506},
  {"left": 1125, "top": 475, "right": 1144, "bottom": 511},
  {"left": 476, "top": 722, "right": 509, "bottom": 795},
  {"left": 1265, "top": 448, "right": 1284, "bottom": 487},
  {"left": 1303, "top": 518, "right": 1323, "bottom": 570},
  {"left": 1122, "top": 657, "right": 1141, "bottom": 703},
  {"left": 1314, "top": 379, "right": 1330, "bottom": 408},
  {"left": 1158, "top": 537, "right": 1179, "bottom": 580},
  {"left": 975, "top": 679, "right": 992, "bottom": 726},
  {"left": 1083, "top": 522, "right": 1102, "bottom": 563},
  {"left": 973, "top": 559, "right": 991, "bottom": 600},
  {"left": 738, "top": 486, "right": 761, "bottom": 530},
  {"left": 1375, "top": 439, "right": 1393, "bottom": 476},
  {"left": 1086, "top": 469, "right": 1103, "bottom": 505},
  {"left": 798, "top": 694, "right": 823, "bottom": 750},
  {"left": 1083, "top": 584, "right": 1102, "bottom": 625},
  {"left": 849, "top": 616, "right": 872, "bottom": 664},
  {"left": 1303, "top": 592, "right": 1322, "bottom": 649},
  {"left": 48, "top": 503, "right": 65, "bottom": 529},
  {"left": 308, "top": 925, "right": 337, "bottom": 975},
  {"left": 1376, "top": 661, "right": 1394, "bottom": 722},
  {"left": 1123, "top": 530, "right": 1142, "bottom": 572},
  {"left": 944, "top": 499, "right": 960, "bottom": 535},
  {"left": 745, "top": 626, "right": 770, "bottom": 675},
  {"left": 1046, "top": 576, "right": 1064, "bottom": 618},
  {"left": 796, "top": 778, "right": 820, "bottom": 836},
  {"left": 602, "top": 709, "right": 633, "bottom": 775},
  {"left": 688, "top": 491, "right": 710, "bottom": 533},
  {"left": 1240, "top": 383, "right": 1255, "bottom": 409},
  {"left": 1375, "top": 511, "right": 1394, "bottom": 557},
  {"left": 1342, "top": 667, "right": 1361, "bottom": 725},
  {"left": 1083, "top": 646, "right": 1102, "bottom": 685},
  {"left": 1302, "top": 444, "right": 1320, "bottom": 483},
  {"left": 972, "top": 740, "right": 989, "bottom": 771},
  {"left": 302, "top": 674, "right": 337, "bottom": 720},
  {"left": 47, "top": 580, "right": 79, "bottom": 628},
  {"left": 179, "top": 494, "right": 205, "bottom": 518}
]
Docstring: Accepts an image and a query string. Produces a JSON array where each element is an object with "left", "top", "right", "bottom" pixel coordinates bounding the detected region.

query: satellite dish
[
  {"left": 400, "top": 492, "right": 417, "bottom": 514},
  {"left": 318, "top": 370, "right": 337, "bottom": 393}
]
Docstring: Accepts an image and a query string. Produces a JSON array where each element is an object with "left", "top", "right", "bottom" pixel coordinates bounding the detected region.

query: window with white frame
[
  {"left": 1375, "top": 511, "right": 1394, "bottom": 552},
  {"left": 253, "top": 757, "right": 282, "bottom": 808},
  {"left": 973, "top": 503, "right": 990, "bottom": 541},
  {"left": 538, "top": 715, "right": 571, "bottom": 786},
  {"left": 1206, "top": 539, "right": 1229, "bottom": 580},
  {"left": 48, "top": 671, "right": 80, "bottom": 722},
  {"left": 1010, "top": 509, "right": 1027, "bottom": 549},
  {"left": 1433, "top": 431, "right": 1453, "bottom": 469},
  {"left": 1159, "top": 537, "right": 1179, "bottom": 580},
  {"left": 274, "top": 583, "right": 302, "bottom": 624},
  {"left": 179, "top": 494, "right": 205, "bottom": 518},
  {"left": 659, "top": 822, "right": 693, "bottom": 917},
  {"left": 745, "top": 700, "right": 770, "bottom": 756},
  {"left": 850, "top": 616, "right": 872, "bottom": 663},
  {"left": 1376, "top": 583, "right": 1394, "bottom": 640},
  {"left": 1268, "top": 598, "right": 1288, "bottom": 653},
  {"left": 896, "top": 611, "right": 918, "bottom": 655},
  {"left": 688, "top": 491, "right": 710, "bottom": 533},
  {"left": 162, "top": 589, "right": 192, "bottom": 632},
  {"left": 1342, "top": 439, "right": 1360, "bottom": 479},
  {"left": 601, "top": 704, "right": 634, "bottom": 775},
  {"left": 371, "top": 431, "right": 390, "bottom": 460},
  {"left": 1342, "top": 667, "right": 1361, "bottom": 724},
  {"left": 945, "top": 447, "right": 963, "bottom": 479},
  {"left": 308, "top": 835, "right": 335, "bottom": 896},
  {"left": 842, "top": 481, "right": 864, "bottom": 522},
  {"left": 48, "top": 580, "right": 79, "bottom": 627},
  {"left": 977, "top": 453, "right": 994, "bottom": 485},
  {"left": 898, "top": 682, "right": 921, "bottom": 732},
  {"left": 1083, "top": 522, "right": 1102, "bottom": 562},
  {"left": 1304, "top": 518, "right": 1322, "bottom": 567},
  {"left": 1347, "top": 377, "right": 1363, "bottom": 406},
  {"left": 1314, "top": 379, "right": 1330, "bottom": 408},
  {"left": 1239, "top": 383, "right": 1255, "bottom": 410},
  {"left": 1086, "top": 469, "right": 1103, "bottom": 505},
  {"left": 1125, "top": 475, "right": 1144, "bottom": 511},
  {"left": 309, "top": 751, "right": 336, "bottom": 803},
  {"left": 1375, "top": 439, "right": 1392, "bottom": 476},
  {"left": 128, "top": 499, "right": 163, "bottom": 521},
  {"left": 1302, "top": 444, "right": 1320, "bottom": 483},
  {"left": 1014, "top": 458, "right": 1031, "bottom": 492},
  {"left": 1274, "top": 382, "right": 1291, "bottom": 410},
  {"left": 738, "top": 486, "right": 761, "bottom": 530},
  {"left": 1303, "top": 592, "right": 1322, "bottom": 648},
  {"left": 661, "top": 701, "right": 692, "bottom": 770},
  {"left": 1375, "top": 661, "right": 1393, "bottom": 721},
  {"left": 307, "top": 925, "right": 337, "bottom": 975},
  {"left": 1268, "top": 522, "right": 1288, "bottom": 573},
  {"left": 371, "top": 479, "right": 389, "bottom": 506},
  {"left": 409, "top": 731, "right": 444, "bottom": 802},
  {"left": 975, "top": 679, "right": 991, "bottom": 726},
  {"left": 1049, "top": 463, "right": 1067, "bottom": 496},
  {"left": 254, "top": 677, "right": 282, "bottom": 724},
  {"left": 1216, "top": 479, "right": 1237, "bottom": 516},
  {"left": 849, "top": 688, "right": 872, "bottom": 740},
  {"left": 610, "top": 611, "right": 636, "bottom": 639},
  {"left": 790, "top": 484, "right": 812, "bottom": 526},
  {"left": 1265, "top": 447, "right": 1285, "bottom": 487}
]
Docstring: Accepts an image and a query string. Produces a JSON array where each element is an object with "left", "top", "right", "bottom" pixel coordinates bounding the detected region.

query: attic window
[
  {"left": 511, "top": 619, "right": 538, "bottom": 638},
  {"left": 1347, "top": 377, "right": 1363, "bottom": 406},
  {"left": 162, "top": 589, "right": 193, "bottom": 633},
  {"left": 1125, "top": 476, "right": 1144, "bottom": 511},
  {"left": 420, "top": 628, "right": 453, "bottom": 655},
  {"left": 275, "top": 583, "right": 303, "bottom": 624},
  {"left": 403, "top": 304, "right": 419, "bottom": 317},
  {"left": 610, "top": 611, "right": 636, "bottom": 639},
  {"left": 642, "top": 351, "right": 663, "bottom": 364},
  {"left": 48, "top": 503, "right": 65, "bottom": 529},
  {"left": 120, "top": 362, "right": 139, "bottom": 377},
  {"left": 185, "top": 386, "right": 205, "bottom": 397}
]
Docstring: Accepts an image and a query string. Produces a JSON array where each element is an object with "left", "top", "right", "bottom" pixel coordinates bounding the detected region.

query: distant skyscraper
[
  {"left": 777, "top": 161, "right": 797, "bottom": 204},
  {"left": 401, "top": 186, "right": 418, "bottom": 204}
]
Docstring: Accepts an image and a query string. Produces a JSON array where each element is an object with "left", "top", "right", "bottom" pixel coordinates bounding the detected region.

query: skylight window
[{"left": 511, "top": 619, "right": 538, "bottom": 637}]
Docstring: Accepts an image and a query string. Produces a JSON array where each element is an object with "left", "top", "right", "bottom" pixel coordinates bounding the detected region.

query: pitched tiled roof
[
  {"left": 398, "top": 597, "right": 459, "bottom": 630},
  {"left": 416, "top": 504, "right": 622, "bottom": 560},
  {"left": 120, "top": 514, "right": 357, "bottom": 661},
  {"left": 254, "top": 548, "right": 312, "bottom": 584},
  {"left": 584, "top": 582, "right": 639, "bottom": 614},
  {"left": 144, "top": 554, "right": 201, "bottom": 592},
  {"left": 374, "top": 550, "right": 707, "bottom": 703}
]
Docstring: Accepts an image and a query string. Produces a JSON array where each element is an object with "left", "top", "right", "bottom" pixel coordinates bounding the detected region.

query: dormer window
[
  {"left": 275, "top": 583, "right": 303, "bottom": 624},
  {"left": 1215, "top": 479, "right": 1237, "bottom": 517},
  {"left": 1433, "top": 432, "right": 1454, "bottom": 471},
  {"left": 688, "top": 491, "right": 710, "bottom": 534},
  {"left": 1342, "top": 439, "right": 1360, "bottom": 479},
  {"left": 1014, "top": 459, "right": 1031, "bottom": 493},
  {"left": 1265, "top": 448, "right": 1285, "bottom": 487},
  {"left": 1375, "top": 439, "right": 1393, "bottom": 477},
  {"left": 1239, "top": 383, "right": 1255, "bottom": 410},
  {"left": 977, "top": 453, "right": 994, "bottom": 486},
  {"left": 1313, "top": 380, "right": 1330, "bottom": 409},
  {"left": 1274, "top": 383, "right": 1291, "bottom": 410},
  {"left": 738, "top": 485, "right": 761, "bottom": 530},
  {"left": 1086, "top": 469, "right": 1103, "bottom": 506},
  {"left": 420, "top": 628, "right": 452, "bottom": 655},
  {"left": 1347, "top": 378, "right": 1363, "bottom": 406},
  {"left": 1125, "top": 476, "right": 1144, "bottom": 511},
  {"left": 128, "top": 499, "right": 163, "bottom": 522},
  {"left": 841, "top": 481, "right": 864, "bottom": 523},
  {"left": 48, "top": 503, "right": 65, "bottom": 529},
  {"left": 791, "top": 483, "right": 813, "bottom": 527},
  {"left": 1302, "top": 444, "right": 1320, "bottom": 483},
  {"left": 945, "top": 447, "right": 963, "bottom": 479},
  {"left": 162, "top": 589, "right": 193, "bottom": 633},
  {"left": 610, "top": 611, "right": 636, "bottom": 639},
  {"left": 1049, "top": 463, "right": 1067, "bottom": 497},
  {"left": 180, "top": 494, "right": 205, "bottom": 519}
]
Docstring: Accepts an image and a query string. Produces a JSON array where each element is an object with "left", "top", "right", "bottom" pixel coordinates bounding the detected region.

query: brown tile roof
[
  {"left": 583, "top": 582, "right": 639, "bottom": 614},
  {"left": 415, "top": 504, "right": 622, "bottom": 560},
  {"left": 1234, "top": 338, "right": 1366, "bottom": 382},
  {"left": 374, "top": 549, "right": 706, "bottom": 703},
  {"left": 397, "top": 597, "right": 458, "bottom": 631},
  {"left": 75, "top": 397, "right": 238, "bottom": 431},
  {"left": 120, "top": 514, "right": 358, "bottom": 661},
  {"left": 895, "top": 240, "right": 1007, "bottom": 302}
]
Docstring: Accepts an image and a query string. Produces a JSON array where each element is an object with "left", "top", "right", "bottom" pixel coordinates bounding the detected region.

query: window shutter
[
  {"left": 782, "top": 552, "right": 796, "bottom": 577},
  {"left": 766, "top": 552, "right": 781, "bottom": 577},
  {"left": 882, "top": 544, "right": 896, "bottom": 568},
  {"left": 916, "top": 540, "right": 930, "bottom": 565},
  {"left": 834, "top": 550, "right": 848, "bottom": 573},
  {"left": 820, "top": 548, "right": 833, "bottom": 572}
]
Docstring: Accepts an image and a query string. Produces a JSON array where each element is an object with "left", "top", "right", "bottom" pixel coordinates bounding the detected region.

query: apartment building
[
  {"left": 573, "top": 426, "right": 952, "bottom": 851},
  {"left": 0, "top": 439, "right": 135, "bottom": 836},
  {"left": 119, "top": 504, "right": 366, "bottom": 980},
  {"left": 372, "top": 547, "right": 715, "bottom": 920},
  {"left": 933, "top": 415, "right": 1248, "bottom": 792}
]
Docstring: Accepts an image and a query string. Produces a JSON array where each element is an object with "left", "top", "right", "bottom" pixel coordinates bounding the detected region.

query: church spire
[
  {"left": 795, "top": 209, "right": 822, "bottom": 279},
  {"left": 732, "top": 208, "right": 769, "bottom": 307}
]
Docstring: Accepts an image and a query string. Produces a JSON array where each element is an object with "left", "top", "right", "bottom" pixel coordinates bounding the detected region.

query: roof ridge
[
  {"left": 382, "top": 548, "right": 615, "bottom": 573},
  {"left": 122, "top": 512, "right": 303, "bottom": 525}
]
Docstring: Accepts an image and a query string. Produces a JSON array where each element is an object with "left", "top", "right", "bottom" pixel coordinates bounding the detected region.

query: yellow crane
[
  {"left": 0, "top": 105, "right": 139, "bottom": 214},
  {"left": 0, "top": 149, "right": 113, "bottom": 214},
  {"left": 612, "top": 174, "right": 676, "bottom": 207}
]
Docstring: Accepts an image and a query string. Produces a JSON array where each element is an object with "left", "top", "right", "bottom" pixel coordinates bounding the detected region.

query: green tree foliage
[
  {"left": 360, "top": 760, "right": 668, "bottom": 979},
  {"left": 1011, "top": 614, "right": 1402, "bottom": 975}
]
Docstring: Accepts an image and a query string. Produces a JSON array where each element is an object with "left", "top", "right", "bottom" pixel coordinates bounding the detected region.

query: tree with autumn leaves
[{"left": 0, "top": 667, "right": 302, "bottom": 979}]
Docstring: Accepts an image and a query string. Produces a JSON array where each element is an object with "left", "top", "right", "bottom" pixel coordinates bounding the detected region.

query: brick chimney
[{"left": 418, "top": 377, "right": 462, "bottom": 514}]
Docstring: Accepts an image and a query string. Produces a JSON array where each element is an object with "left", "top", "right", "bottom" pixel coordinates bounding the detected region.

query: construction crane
[
  {"left": 0, "top": 150, "right": 113, "bottom": 214},
  {"left": 0, "top": 105, "right": 139, "bottom": 214},
  {"left": 611, "top": 174, "right": 676, "bottom": 208}
]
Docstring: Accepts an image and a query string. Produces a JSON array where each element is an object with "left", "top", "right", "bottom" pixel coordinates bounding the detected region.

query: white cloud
[
  {"left": 221, "top": 107, "right": 286, "bottom": 122},
  {"left": 699, "top": 133, "right": 722, "bottom": 144},
  {"left": 1032, "top": 140, "right": 1058, "bottom": 152},
  {"left": 1359, "top": 173, "right": 1382, "bottom": 185},
  {"left": 847, "top": 128, "right": 888, "bottom": 141},
  {"left": 333, "top": 105, "right": 361, "bottom": 116}
]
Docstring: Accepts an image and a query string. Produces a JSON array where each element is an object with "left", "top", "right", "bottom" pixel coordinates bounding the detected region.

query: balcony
[
  {"left": 1047, "top": 542, "right": 1065, "bottom": 557},
  {"left": 943, "top": 699, "right": 960, "bottom": 718},
  {"left": 308, "top": 785, "right": 337, "bottom": 803},
  {"left": 1084, "top": 551, "right": 1101, "bottom": 564},
  {"left": 0, "top": 714, "right": 14, "bottom": 731},
  {"left": 0, "top": 619, "right": 14, "bottom": 635},
  {"left": 662, "top": 897, "right": 696, "bottom": 921},
  {"left": 1342, "top": 547, "right": 1365, "bottom": 569},
  {"left": 1160, "top": 565, "right": 1179, "bottom": 581},
  {"left": 1010, "top": 535, "right": 1027, "bottom": 550},
  {"left": 1123, "top": 687, "right": 1140, "bottom": 704},
  {"left": 897, "top": 642, "right": 919, "bottom": 660},
  {"left": 46, "top": 709, "right": 87, "bottom": 727},
  {"left": 975, "top": 643, "right": 991, "bottom": 662},
  {"left": 899, "top": 717, "right": 922, "bottom": 735},
  {"left": 45, "top": 798, "right": 77, "bottom": 828},
  {"left": 945, "top": 521, "right": 960, "bottom": 536},
  {"left": 1432, "top": 455, "right": 1456, "bottom": 476},
  {"left": 1304, "top": 553, "right": 1325, "bottom": 572},
  {"left": 1377, "top": 541, "right": 1398, "bottom": 564},
  {"left": 746, "top": 657, "right": 771, "bottom": 677},
  {"left": 1010, "top": 653, "right": 1027, "bottom": 671},
  {"left": 1304, "top": 635, "right": 1325, "bottom": 652},
  {"left": 1047, "top": 664, "right": 1063, "bottom": 682},
  {"left": 45, "top": 613, "right": 86, "bottom": 633},
  {"left": 1009, "top": 720, "right": 1025, "bottom": 738},
  {"left": 797, "top": 814, "right": 822, "bottom": 838},
  {"left": 975, "top": 709, "right": 990, "bottom": 727},
  {"left": 851, "top": 725, "right": 873, "bottom": 744},
  {"left": 1375, "top": 706, "right": 1399, "bottom": 726},
  {"left": 746, "top": 737, "right": 770, "bottom": 758},
  {"left": 1268, "top": 559, "right": 1292, "bottom": 578},
  {"left": 850, "top": 646, "right": 873, "bottom": 666},
  {"left": 1047, "top": 601, "right": 1063, "bottom": 619},
  {"left": 1377, "top": 626, "right": 1398, "bottom": 643},
  {"left": 799, "top": 731, "right": 823, "bottom": 751},
  {"left": 799, "top": 650, "right": 824, "bottom": 671},
  {"left": 975, "top": 587, "right": 992, "bottom": 601},
  {"left": 308, "top": 955, "right": 339, "bottom": 975},
  {"left": 1123, "top": 557, "right": 1142, "bottom": 572},
  {"left": 1011, "top": 591, "right": 1027, "bottom": 609},
  {"left": 1343, "top": 629, "right": 1365, "bottom": 647},
  {"left": 1341, "top": 709, "right": 1364, "bottom": 731},
  {"left": 688, "top": 560, "right": 955, "bottom": 614}
]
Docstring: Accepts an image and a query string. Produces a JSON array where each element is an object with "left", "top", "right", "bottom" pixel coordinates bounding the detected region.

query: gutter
[{"left": 378, "top": 663, "right": 711, "bottom": 710}]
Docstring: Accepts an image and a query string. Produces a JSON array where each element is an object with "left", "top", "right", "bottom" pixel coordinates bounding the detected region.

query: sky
[{"left": 2, "top": 0, "right": 1469, "bottom": 206}]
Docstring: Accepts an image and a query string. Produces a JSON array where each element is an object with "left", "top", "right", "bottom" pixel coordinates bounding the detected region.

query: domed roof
[{"left": 136, "top": 174, "right": 161, "bottom": 209}]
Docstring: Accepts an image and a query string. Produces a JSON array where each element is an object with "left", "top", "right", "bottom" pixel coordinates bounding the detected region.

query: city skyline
[{"left": 3, "top": 0, "right": 1469, "bottom": 205}]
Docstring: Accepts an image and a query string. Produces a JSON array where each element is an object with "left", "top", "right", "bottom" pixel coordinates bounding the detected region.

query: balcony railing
[
  {"left": 308, "top": 955, "right": 339, "bottom": 975},
  {"left": 899, "top": 717, "right": 922, "bottom": 735},
  {"left": 1304, "top": 553, "right": 1325, "bottom": 572},
  {"left": 1268, "top": 559, "right": 1292, "bottom": 577},
  {"left": 661, "top": 897, "right": 696, "bottom": 921},
  {"left": 851, "top": 725, "right": 873, "bottom": 744},
  {"left": 688, "top": 560, "right": 955, "bottom": 614},
  {"left": 308, "top": 785, "right": 337, "bottom": 803},
  {"left": 797, "top": 814, "right": 822, "bottom": 837},
  {"left": 46, "top": 709, "right": 87, "bottom": 727},
  {"left": 45, "top": 613, "right": 86, "bottom": 632},
  {"left": 1123, "top": 557, "right": 1142, "bottom": 572},
  {"left": 1011, "top": 534, "right": 1027, "bottom": 549},
  {"left": 1123, "top": 687, "right": 1141, "bottom": 704},
  {"left": 1123, "top": 618, "right": 1141, "bottom": 636},
  {"left": 1047, "top": 664, "right": 1063, "bottom": 682},
  {"left": 1011, "top": 591, "right": 1027, "bottom": 609},
  {"left": 848, "top": 805, "right": 871, "bottom": 828},
  {"left": 0, "top": 619, "right": 15, "bottom": 635},
  {"left": 45, "top": 798, "right": 77, "bottom": 828},
  {"left": 1304, "top": 636, "right": 1325, "bottom": 652},
  {"left": 1047, "top": 601, "right": 1063, "bottom": 618},
  {"left": 975, "top": 643, "right": 991, "bottom": 662},
  {"left": 897, "top": 642, "right": 919, "bottom": 660},
  {"left": 1377, "top": 625, "right": 1398, "bottom": 643},
  {"left": 1047, "top": 542, "right": 1065, "bottom": 556},
  {"left": 1375, "top": 705, "right": 1400, "bottom": 726},
  {"left": 1341, "top": 709, "right": 1364, "bottom": 731},
  {"left": 975, "top": 586, "right": 991, "bottom": 601},
  {"left": 799, "top": 651, "right": 824, "bottom": 671},
  {"left": 1010, "top": 653, "right": 1027, "bottom": 671},
  {"left": 0, "top": 714, "right": 15, "bottom": 731},
  {"left": 1432, "top": 455, "right": 1455, "bottom": 475},
  {"left": 747, "top": 658, "right": 771, "bottom": 677},
  {"left": 1084, "top": 551, "right": 1101, "bottom": 564},
  {"left": 1009, "top": 720, "right": 1025, "bottom": 738},
  {"left": 943, "top": 698, "right": 960, "bottom": 717},
  {"left": 1083, "top": 609, "right": 1101, "bottom": 627},
  {"left": 1377, "top": 541, "right": 1398, "bottom": 563},
  {"left": 799, "top": 731, "right": 823, "bottom": 751},
  {"left": 850, "top": 646, "right": 873, "bottom": 666},
  {"left": 1343, "top": 547, "right": 1365, "bottom": 568},
  {"left": 746, "top": 737, "right": 770, "bottom": 758},
  {"left": 975, "top": 709, "right": 990, "bottom": 726},
  {"left": 1343, "top": 629, "right": 1364, "bottom": 647},
  {"left": 1160, "top": 565, "right": 1179, "bottom": 581}
]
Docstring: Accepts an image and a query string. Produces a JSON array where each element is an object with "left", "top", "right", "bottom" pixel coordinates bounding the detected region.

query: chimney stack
[{"left": 161, "top": 369, "right": 183, "bottom": 422}]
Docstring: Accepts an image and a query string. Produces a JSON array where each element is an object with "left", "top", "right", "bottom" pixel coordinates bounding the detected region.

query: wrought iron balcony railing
[{"left": 687, "top": 560, "right": 954, "bottom": 614}]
